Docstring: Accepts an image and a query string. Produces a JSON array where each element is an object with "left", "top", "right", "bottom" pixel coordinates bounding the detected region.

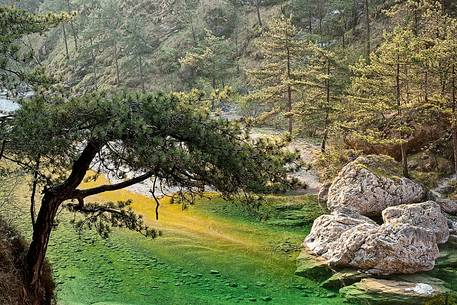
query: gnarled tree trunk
[{"left": 25, "top": 140, "right": 102, "bottom": 304}]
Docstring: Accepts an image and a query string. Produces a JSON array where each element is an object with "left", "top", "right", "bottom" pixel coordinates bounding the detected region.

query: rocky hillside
[{"left": 24, "top": 0, "right": 435, "bottom": 93}]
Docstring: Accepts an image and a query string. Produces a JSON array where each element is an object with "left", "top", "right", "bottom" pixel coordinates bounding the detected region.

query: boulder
[
  {"left": 327, "top": 155, "right": 426, "bottom": 216},
  {"left": 340, "top": 278, "right": 455, "bottom": 305},
  {"left": 343, "top": 224, "right": 439, "bottom": 275},
  {"left": 304, "top": 204, "right": 441, "bottom": 275},
  {"left": 304, "top": 208, "right": 376, "bottom": 257},
  {"left": 438, "top": 199, "right": 457, "bottom": 215},
  {"left": 382, "top": 201, "right": 449, "bottom": 244}
]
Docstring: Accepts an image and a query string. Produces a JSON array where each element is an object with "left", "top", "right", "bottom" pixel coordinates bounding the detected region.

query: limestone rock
[
  {"left": 327, "top": 155, "right": 426, "bottom": 216},
  {"left": 304, "top": 205, "right": 441, "bottom": 275},
  {"left": 340, "top": 278, "right": 455, "bottom": 305},
  {"left": 304, "top": 208, "right": 376, "bottom": 257},
  {"left": 345, "top": 224, "right": 439, "bottom": 275},
  {"left": 382, "top": 201, "right": 449, "bottom": 244},
  {"left": 321, "top": 269, "right": 368, "bottom": 290},
  {"left": 438, "top": 199, "right": 457, "bottom": 215}
]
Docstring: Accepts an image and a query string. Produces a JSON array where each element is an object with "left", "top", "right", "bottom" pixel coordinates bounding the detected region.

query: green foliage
[
  {"left": 246, "top": 15, "right": 313, "bottom": 132},
  {"left": 3, "top": 90, "right": 299, "bottom": 200},
  {"left": 314, "top": 148, "right": 361, "bottom": 182},
  {"left": 0, "top": 5, "right": 67, "bottom": 92},
  {"left": 295, "top": 47, "right": 348, "bottom": 147},
  {"left": 180, "top": 30, "right": 236, "bottom": 90},
  {"left": 347, "top": 27, "right": 421, "bottom": 146}
]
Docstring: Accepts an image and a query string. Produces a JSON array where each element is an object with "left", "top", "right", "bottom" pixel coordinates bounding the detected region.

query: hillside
[{"left": 26, "top": 0, "right": 406, "bottom": 92}]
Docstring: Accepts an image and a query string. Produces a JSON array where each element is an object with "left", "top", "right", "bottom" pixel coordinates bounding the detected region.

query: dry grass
[{"left": 0, "top": 217, "right": 55, "bottom": 305}]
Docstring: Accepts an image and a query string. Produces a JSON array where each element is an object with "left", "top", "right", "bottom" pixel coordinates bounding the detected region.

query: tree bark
[
  {"left": 30, "top": 157, "right": 40, "bottom": 228},
  {"left": 62, "top": 24, "right": 69, "bottom": 60},
  {"left": 26, "top": 140, "right": 102, "bottom": 304},
  {"left": 286, "top": 43, "right": 292, "bottom": 134},
  {"left": 90, "top": 38, "right": 98, "bottom": 90},
  {"left": 321, "top": 58, "right": 331, "bottom": 153},
  {"left": 396, "top": 58, "right": 408, "bottom": 177},
  {"left": 255, "top": 0, "right": 262, "bottom": 27},
  {"left": 364, "top": 0, "right": 371, "bottom": 61},
  {"left": 452, "top": 64, "right": 457, "bottom": 174}
]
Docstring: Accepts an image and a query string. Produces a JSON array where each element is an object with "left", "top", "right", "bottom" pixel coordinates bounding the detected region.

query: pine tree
[
  {"left": 246, "top": 16, "right": 311, "bottom": 134},
  {"left": 297, "top": 46, "right": 347, "bottom": 152},
  {"left": 348, "top": 27, "right": 422, "bottom": 177},
  {"left": 179, "top": 30, "right": 235, "bottom": 92},
  {"left": 0, "top": 5, "right": 67, "bottom": 92},
  {"left": 416, "top": 0, "right": 457, "bottom": 174},
  {"left": 123, "top": 14, "right": 154, "bottom": 92}
]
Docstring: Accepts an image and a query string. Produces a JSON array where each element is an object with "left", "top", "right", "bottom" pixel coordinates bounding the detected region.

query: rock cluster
[
  {"left": 303, "top": 155, "right": 450, "bottom": 275},
  {"left": 327, "top": 155, "right": 426, "bottom": 216}
]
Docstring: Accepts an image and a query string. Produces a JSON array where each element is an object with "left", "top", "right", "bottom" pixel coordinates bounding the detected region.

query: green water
[{"left": 46, "top": 197, "right": 347, "bottom": 305}]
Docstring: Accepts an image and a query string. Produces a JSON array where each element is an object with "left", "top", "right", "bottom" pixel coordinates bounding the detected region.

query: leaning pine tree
[
  {"left": 1, "top": 92, "right": 299, "bottom": 305},
  {"left": 0, "top": 5, "right": 299, "bottom": 305}
]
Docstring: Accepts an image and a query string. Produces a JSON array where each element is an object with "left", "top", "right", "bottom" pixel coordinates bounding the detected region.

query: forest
[{"left": 1, "top": 0, "right": 457, "bottom": 305}]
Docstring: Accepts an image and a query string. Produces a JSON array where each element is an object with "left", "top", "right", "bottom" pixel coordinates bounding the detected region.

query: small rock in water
[{"left": 404, "top": 283, "right": 434, "bottom": 296}]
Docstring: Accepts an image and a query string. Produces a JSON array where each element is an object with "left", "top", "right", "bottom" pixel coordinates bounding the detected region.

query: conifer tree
[
  {"left": 297, "top": 46, "right": 347, "bottom": 152},
  {"left": 348, "top": 28, "right": 422, "bottom": 177},
  {"left": 416, "top": 0, "right": 457, "bottom": 174},
  {"left": 180, "top": 30, "right": 235, "bottom": 92},
  {"left": 123, "top": 14, "right": 154, "bottom": 92},
  {"left": 0, "top": 5, "right": 66, "bottom": 92},
  {"left": 246, "top": 16, "right": 311, "bottom": 134}
]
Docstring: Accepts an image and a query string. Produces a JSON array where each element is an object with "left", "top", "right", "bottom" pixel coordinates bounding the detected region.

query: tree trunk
[
  {"left": 62, "top": 24, "right": 69, "bottom": 60},
  {"left": 401, "top": 143, "right": 408, "bottom": 177},
  {"left": 318, "top": 13, "right": 323, "bottom": 35},
  {"left": 352, "top": 0, "right": 358, "bottom": 32},
  {"left": 255, "top": 0, "right": 262, "bottom": 27},
  {"left": 308, "top": 13, "right": 312, "bottom": 33},
  {"left": 90, "top": 38, "right": 98, "bottom": 90},
  {"left": 26, "top": 140, "right": 102, "bottom": 304},
  {"left": 114, "top": 41, "right": 120, "bottom": 86},
  {"left": 321, "top": 58, "right": 331, "bottom": 153},
  {"left": 30, "top": 157, "right": 40, "bottom": 228},
  {"left": 139, "top": 55, "right": 145, "bottom": 93},
  {"left": 452, "top": 64, "right": 457, "bottom": 174},
  {"left": 26, "top": 193, "right": 62, "bottom": 305},
  {"left": 364, "top": 0, "right": 371, "bottom": 60},
  {"left": 396, "top": 58, "right": 409, "bottom": 177},
  {"left": 66, "top": 0, "right": 79, "bottom": 50},
  {"left": 424, "top": 70, "right": 429, "bottom": 103},
  {"left": 286, "top": 44, "right": 292, "bottom": 134}
]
